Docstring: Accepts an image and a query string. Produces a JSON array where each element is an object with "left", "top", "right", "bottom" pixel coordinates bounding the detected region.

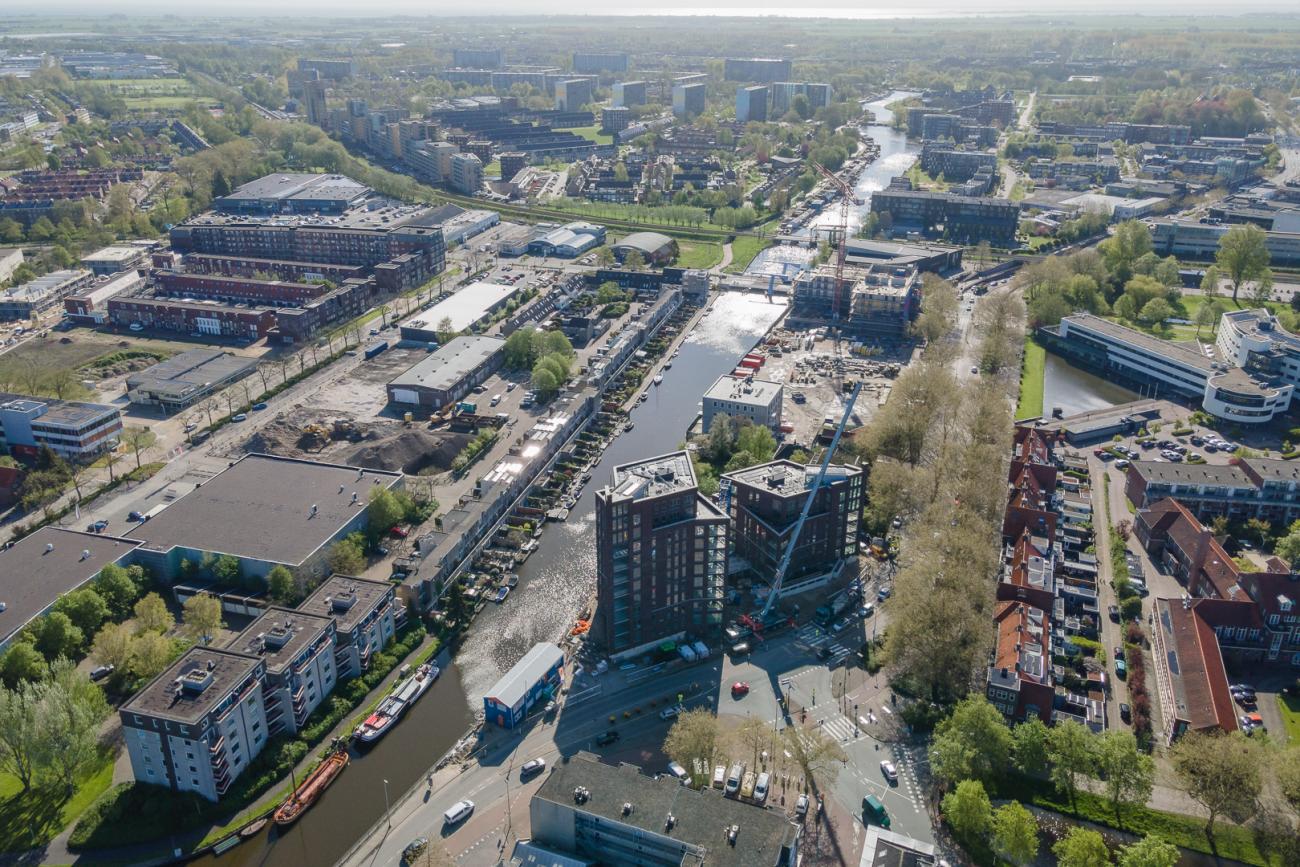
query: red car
[
  {"left": 731, "top": 682, "right": 750, "bottom": 698},
  {"left": 389, "top": 526, "right": 409, "bottom": 539}
]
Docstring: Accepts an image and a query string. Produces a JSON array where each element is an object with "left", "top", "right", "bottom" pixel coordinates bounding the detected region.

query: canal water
[
  {"left": 1041, "top": 352, "right": 1138, "bottom": 417},
  {"left": 195, "top": 293, "right": 789, "bottom": 867}
]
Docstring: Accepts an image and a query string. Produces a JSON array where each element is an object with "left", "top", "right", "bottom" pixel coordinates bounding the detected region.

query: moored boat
[{"left": 273, "top": 744, "right": 349, "bottom": 826}]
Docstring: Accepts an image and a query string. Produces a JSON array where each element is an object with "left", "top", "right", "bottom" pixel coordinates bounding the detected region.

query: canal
[
  {"left": 1041, "top": 352, "right": 1138, "bottom": 417},
  {"left": 197, "top": 293, "right": 788, "bottom": 867}
]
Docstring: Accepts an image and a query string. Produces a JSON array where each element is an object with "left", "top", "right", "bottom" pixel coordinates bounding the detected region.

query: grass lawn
[
  {"left": 675, "top": 240, "right": 723, "bottom": 270},
  {"left": 565, "top": 125, "right": 614, "bottom": 145},
  {"left": 1278, "top": 693, "right": 1300, "bottom": 745},
  {"left": 723, "top": 235, "right": 773, "bottom": 274},
  {"left": 123, "top": 96, "right": 216, "bottom": 110},
  {"left": 0, "top": 751, "right": 115, "bottom": 852},
  {"left": 1016, "top": 335, "right": 1046, "bottom": 419}
]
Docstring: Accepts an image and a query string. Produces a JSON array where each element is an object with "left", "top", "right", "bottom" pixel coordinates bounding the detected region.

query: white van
[
  {"left": 490, "top": 393, "right": 503, "bottom": 406},
  {"left": 754, "top": 772, "right": 770, "bottom": 804},
  {"left": 724, "top": 763, "right": 744, "bottom": 797},
  {"left": 712, "top": 765, "right": 726, "bottom": 789},
  {"left": 667, "top": 761, "right": 690, "bottom": 783},
  {"left": 443, "top": 800, "right": 475, "bottom": 825}
]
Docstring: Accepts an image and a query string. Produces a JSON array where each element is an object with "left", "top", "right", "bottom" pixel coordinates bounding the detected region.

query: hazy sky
[{"left": 5, "top": 0, "right": 1300, "bottom": 16}]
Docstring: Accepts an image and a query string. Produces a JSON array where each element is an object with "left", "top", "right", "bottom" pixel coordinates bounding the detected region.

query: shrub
[{"left": 1121, "top": 596, "right": 1143, "bottom": 621}]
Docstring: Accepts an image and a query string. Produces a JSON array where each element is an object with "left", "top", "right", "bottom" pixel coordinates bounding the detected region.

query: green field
[
  {"left": 1279, "top": 693, "right": 1300, "bottom": 745},
  {"left": 675, "top": 239, "right": 724, "bottom": 270},
  {"left": 0, "top": 752, "right": 115, "bottom": 852},
  {"left": 565, "top": 125, "right": 615, "bottom": 145},
  {"left": 724, "top": 235, "right": 773, "bottom": 274},
  {"left": 123, "top": 96, "right": 216, "bottom": 110},
  {"left": 1016, "top": 335, "right": 1046, "bottom": 419}
]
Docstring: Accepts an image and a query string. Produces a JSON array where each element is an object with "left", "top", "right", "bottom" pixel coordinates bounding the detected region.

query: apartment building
[
  {"left": 449, "top": 152, "right": 484, "bottom": 195},
  {"left": 229, "top": 608, "right": 336, "bottom": 737},
  {"left": 0, "top": 269, "right": 94, "bottom": 320},
  {"left": 595, "top": 452, "right": 729, "bottom": 657},
  {"left": 453, "top": 48, "right": 503, "bottom": 68},
  {"left": 918, "top": 144, "right": 998, "bottom": 182},
  {"left": 869, "top": 188, "right": 1018, "bottom": 244},
  {"left": 299, "top": 575, "right": 399, "bottom": 680},
  {"left": 572, "top": 52, "right": 627, "bottom": 73},
  {"left": 735, "top": 86, "right": 768, "bottom": 123},
  {"left": 555, "top": 79, "right": 594, "bottom": 112},
  {"left": 789, "top": 263, "right": 921, "bottom": 338},
  {"left": 613, "top": 80, "right": 648, "bottom": 108},
  {"left": 672, "top": 83, "right": 706, "bottom": 119},
  {"left": 770, "top": 82, "right": 830, "bottom": 114},
  {"left": 724, "top": 57, "right": 792, "bottom": 82},
  {"left": 721, "top": 459, "right": 862, "bottom": 588},
  {"left": 701, "top": 374, "right": 783, "bottom": 433},
  {"left": 0, "top": 393, "right": 122, "bottom": 459}
]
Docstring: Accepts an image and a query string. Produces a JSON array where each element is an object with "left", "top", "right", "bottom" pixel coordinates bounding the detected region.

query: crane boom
[
  {"left": 760, "top": 381, "right": 862, "bottom": 618},
  {"left": 812, "top": 162, "right": 853, "bottom": 324}
]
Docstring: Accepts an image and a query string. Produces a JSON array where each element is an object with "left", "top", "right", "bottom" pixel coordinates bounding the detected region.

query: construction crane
[
  {"left": 752, "top": 381, "right": 862, "bottom": 626},
  {"left": 812, "top": 162, "right": 854, "bottom": 325}
]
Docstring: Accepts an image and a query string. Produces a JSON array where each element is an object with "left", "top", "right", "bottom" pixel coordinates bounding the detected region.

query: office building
[
  {"left": 721, "top": 459, "right": 862, "bottom": 587},
  {"left": 613, "top": 80, "right": 647, "bottom": 108},
  {"left": 572, "top": 52, "right": 627, "bottom": 73},
  {"left": 1152, "top": 219, "right": 1300, "bottom": 267},
  {"left": 81, "top": 244, "right": 147, "bottom": 276},
  {"left": 125, "top": 349, "right": 258, "bottom": 413},
  {"left": 0, "top": 393, "right": 122, "bottom": 459},
  {"left": 869, "top": 188, "right": 1019, "bottom": 244},
  {"left": 453, "top": 47, "right": 503, "bottom": 68},
  {"left": 449, "top": 152, "right": 484, "bottom": 195},
  {"left": 121, "top": 648, "right": 269, "bottom": 802},
  {"left": 595, "top": 452, "right": 729, "bottom": 657},
  {"left": 0, "top": 269, "right": 94, "bottom": 320},
  {"left": 303, "top": 79, "right": 328, "bottom": 128},
  {"left": 124, "top": 454, "right": 403, "bottom": 582},
  {"left": 229, "top": 607, "right": 336, "bottom": 737},
  {"left": 723, "top": 58, "right": 792, "bottom": 83},
  {"left": 529, "top": 752, "right": 802, "bottom": 866},
  {"left": 386, "top": 335, "right": 506, "bottom": 409},
  {"left": 0, "top": 527, "right": 142, "bottom": 649},
  {"left": 701, "top": 374, "right": 783, "bottom": 433},
  {"left": 735, "top": 85, "right": 768, "bottom": 123},
  {"left": 555, "top": 78, "right": 594, "bottom": 112},
  {"left": 298, "top": 575, "right": 399, "bottom": 680},
  {"left": 672, "top": 83, "right": 706, "bottom": 119}
]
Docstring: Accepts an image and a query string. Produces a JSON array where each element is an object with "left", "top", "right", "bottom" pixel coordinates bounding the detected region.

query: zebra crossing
[{"left": 795, "top": 626, "right": 852, "bottom": 661}]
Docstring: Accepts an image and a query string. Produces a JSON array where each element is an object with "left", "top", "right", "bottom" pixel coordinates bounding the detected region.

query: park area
[{"left": 91, "top": 77, "right": 219, "bottom": 110}]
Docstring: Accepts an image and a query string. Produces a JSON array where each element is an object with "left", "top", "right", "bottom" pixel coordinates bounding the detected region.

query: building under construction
[{"left": 788, "top": 262, "right": 921, "bottom": 338}]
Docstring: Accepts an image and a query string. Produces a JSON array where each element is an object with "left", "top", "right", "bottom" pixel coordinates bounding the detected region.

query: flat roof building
[
  {"left": 736, "top": 85, "right": 769, "bottom": 123},
  {"left": 0, "top": 392, "right": 123, "bottom": 459},
  {"left": 530, "top": 752, "right": 801, "bottom": 866},
  {"left": 611, "top": 231, "right": 677, "bottom": 266},
  {"left": 214, "top": 173, "right": 370, "bottom": 216},
  {"left": 298, "top": 574, "right": 399, "bottom": 679},
  {"left": 483, "top": 642, "right": 564, "bottom": 729},
  {"left": 702, "top": 374, "right": 783, "bottom": 434},
  {"left": 672, "top": 83, "right": 706, "bottom": 119},
  {"left": 125, "top": 454, "right": 403, "bottom": 581},
  {"left": 0, "top": 269, "right": 94, "bottom": 320},
  {"left": 0, "top": 527, "right": 141, "bottom": 648},
  {"left": 228, "top": 607, "right": 336, "bottom": 736},
  {"left": 125, "top": 349, "right": 259, "bottom": 413},
  {"left": 724, "top": 58, "right": 792, "bottom": 83},
  {"left": 81, "top": 244, "right": 147, "bottom": 276},
  {"left": 398, "top": 284, "right": 520, "bottom": 340},
  {"left": 387, "top": 335, "right": 506, "bottom": 409}
]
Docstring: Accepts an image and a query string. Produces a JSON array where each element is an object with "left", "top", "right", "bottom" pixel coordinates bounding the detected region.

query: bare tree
[
  {"left": 256, "top": 363, "right": 274, "bottom": 392},
  {"left": 200, "top": 399, "right": 217, "bottom": 428},
  {"left": 783, "top": 721, "right": 846, "bottom": 794},
  {"left": 103, "top": 446, "right": 122, "bottom": 483},
  {"left": 121, "top": 426, "right": 157, "bottom": 471}
]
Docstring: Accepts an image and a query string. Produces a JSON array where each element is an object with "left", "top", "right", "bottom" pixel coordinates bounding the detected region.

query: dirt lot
[{"left": 240, "top": 407, "right": 469, "bottom": 475}]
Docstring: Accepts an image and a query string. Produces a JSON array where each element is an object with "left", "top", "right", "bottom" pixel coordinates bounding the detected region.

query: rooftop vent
[
  {"left": 332, "top": 591, "right": 357, "bottom": 612},
  {"left": 622, "top": 802, "right": 633, "bottom": 816},
  {"left": 264, "top": 626, "right": 292, "bottom": 650},
  {"left": 573, "top": 786, "right": 590, "bottom": 804},
  {"left": 727, "top": 824, "right": 739, "bottom": 846},
  {"left": 81, "top": 549, "right": 91, "bottom": 561},
  {"left": 180, "top": 667, "right": 214, "bottom": 694},
  {"left": 45, "top": 542, "right": 54, "bottom": 554},
  {"left": 665, "top": 814, "right": 676, "bottom": 831}
]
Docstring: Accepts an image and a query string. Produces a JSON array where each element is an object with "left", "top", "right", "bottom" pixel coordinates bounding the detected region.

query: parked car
[
  {"left": 880, "top": 760, "right": 898, "bottom": 784},
  {"left": 1114, "top": 646, "right": 1125, "bottom": 661},
  {"left": 403, "top": 837, "right": 429, "bottom": 864},
  {"left": 795, "top": 793, "right": 809, "bottom": 818},
  {"left": 731, "top": 681, "right": 750, "bottom": 698},
  {"left": 668, "top": 761, "right": 690, "bottom": 783},
  {"left": 86, "top": 520, "right": 108, "bottom": 533},
  {"left": 443, "top": 800, "right": 474, "bottom": 825},
  {"left": 1235, "top": 693, "right": 1257, "bottom": 709},
  {"left": 860, "top": 602, "right": 875, "bottom": 618},
  {"left": 252, "top": 402, "right": 268, "bottom": 411},
  {"left": 877, "top": 586, "right": 892, "bottom": 601},
  {"left": 389, "top": 526, "right": 409, "bottom": 538},
  {"left": 659, "top": 705, "right": 682, "bottom": 720},
  {"left": 521, "top": 758, "right": 546, "bottom": 778},
  {"left": 231, "top": 413, "right": 248, "bottom": 422},
  {"left": 128, "top": 511, "right": 145, "bottom": 522},
  {"left": 595, "top": 730, "right": 620, "bottom": 746},
  {"left": 1115, "top": 658, "right": 1127, "bottom": 679},
  {"left": 1108, "top": 604, "right": 1120, "bottom": 622},
  {"left": 89, "top": 664, "right": 114, "bottom": 682}
]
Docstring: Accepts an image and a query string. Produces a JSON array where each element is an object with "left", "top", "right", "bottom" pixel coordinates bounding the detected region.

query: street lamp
[{"left": 383, "top": 778, "right": 392, "bottom": 827}]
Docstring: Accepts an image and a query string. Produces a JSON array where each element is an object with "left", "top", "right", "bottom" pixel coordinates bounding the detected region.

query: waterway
[{"left": 1040, "top": 352, "right": 1139, "bottom": 417}]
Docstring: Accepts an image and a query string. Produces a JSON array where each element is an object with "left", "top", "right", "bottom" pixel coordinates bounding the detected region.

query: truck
[
  {"left": 457, "top": 401, "right": 478, "bottom": 415},
  {"left": 363, "top": 340, "right": 388, "bottom": 360},
  {"left": 816, "top": 593, "right": 851, "bottom": 627}
]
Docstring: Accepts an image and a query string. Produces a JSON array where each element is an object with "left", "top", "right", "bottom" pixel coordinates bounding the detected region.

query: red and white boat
[{"left": 352, "top": 663, "right": 439, "bottom": 744}]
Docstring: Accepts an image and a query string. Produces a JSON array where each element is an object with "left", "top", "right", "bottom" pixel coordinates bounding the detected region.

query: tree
[
  {"left": 93, "top": 563, "right": 139, "bottom": 619},
  {"left": 1099, "top": 221, "right": 1153, "bottom": 290},
  {"left": 133, "top": 592, "right": 173, "bottom": 634},
  {"left": 735, "top": 424, "right": 776, "bottom": 463},
  {"left": 1046, "top": 719, "right": 1096, "bottom": 811},
  {"left": 1216, "top": 223, "right": 1272, "bottom": 305},
  {"left": 623, "top": 250, "right": 647, "bottom": 271},
  {"left": 435, "top": 316, "right": 456, "bottom": 344},
  {"left": 1095, "top": 730, "right": 1154, "bottom": 825},
  {"left": 913, "top": 277, "right": 960, "bottom": 343},
  {"left": 1276, "top": 746, "right": 1300, "bottom": 814},
  {"left": 781, "top": 721, "right": 846, "bottom": 791},
  {"left": 1053, "top": 827, "right": 1111, "bottom": 867},
  {"left": 531, "top": 365, "right": 560, "bottom": 397},
  {"left": 1169, "top": 731, "right": 1262, "bottom": 836},
  {"left": 504, "top": 328, "right": 538, "bottom": 368},
  {"left": 991, "top": 801, "right": 1038, "bottom": 866},
  {"left": 929, "top": 696, "right": 1014, "bottom": 787},
  {"left": 267, "top": 565, "right": 295, "bottom": 604},
  {"left": 37, "top": 660, "right": 108, "bottom": 795},
  {"left": 1200, "top": 264, "right": 1223, "bottom": 298},
  {"left": 0, "top": 643, "right": 47, "bottom": 686},
  {"left": 328, "top": 538, "right": 365, "bottom": 575},
  {"left": 663, "top": 709, "right": 724, "bottom": 788},
  {"left": 91, "top": 622, "right": 135, "bottom": 674},
  {"left": 733, "top": 715, "right": 772, "bottom": 771},
  {"left": 368, "top": 487, "right": 405, "bottom": 535},
  {"left": 34, "top": 612, "right": 85, "bottom": 660},
  {"left": 53, "top": 588, "right": 109, "bottom": 636},
  {"left": 182, "top": 593, "right": 224, "bottom": 646},
  {"left": 129, "top": 631, "right": 175, "bottom": 679},
  {"left": 121, "top": 426, "right": 157, "bottom": 471},
  {"left": 1138, "top": 298, "right": 1174, "bottom": 329},
  {"left": 0, "top": 681, "right": 42, "bottom": 792},
  {"left": 1117, "top": 835, "right": 1180, "bottom": 867},
  {"left": 211, "top": 554, "right": 241, "bottom": 583},
  {"left": 1012, "top": 718, "right": 1050, "bottom": 777},
  {"left": 941, "top": 779, "right": 992, "bottom": 841}
]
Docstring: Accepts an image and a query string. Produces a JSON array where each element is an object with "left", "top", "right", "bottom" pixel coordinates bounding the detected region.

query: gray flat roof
[
  {"left": 610, "top": 451, "right": 696, "bottom": 500},
  {"left": 703, "top": 374, "right": 782, "bottom": 406},
  {"left": 389, "top": 335, "right": 505, "bottom": 393},
  {"left": 227, "top": 606, "right": 332, "bottom": 675},
  {"left": 0, "top": 392, "right": 119, "bottom": 428},
  {"left": 533, "top": 753, "right": 799, "bottom": 867},
  {"left": 0, "top": 527, "right": 140, "bottom": 644},
  {"left": 1062, "top": 314, "right": 1216, "bottom": 371},
  {"left": 219, "top": 173, "right": 369, "bottom": 205},
  {"left": 298, "top": 574, "right": 394, "bottom": 635},
  {"left": 400, "top": 283, "right": 520, "bottom": 334},
  {"left": 1131, "top": 460, "right": 1250, "bottom": 487},
  {"left": 122, "top": 647, "right": 262, "bottom": 725},
  {"left": 126, "top": 349, "right": 258, "bottom": 397},
  {"left": 485, "top": 642, "right": 563, "bottom": 709},
  {"left": 125, "top": 454, "right": 402, "bottom": 567},
  {"left": 725, "top": 459, "right": 858, "bottom": 494}
]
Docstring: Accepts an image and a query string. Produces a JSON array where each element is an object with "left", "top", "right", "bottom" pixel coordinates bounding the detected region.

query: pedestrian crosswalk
[{"left": 815, "top": 713, "right": 859, "bottom": 742}]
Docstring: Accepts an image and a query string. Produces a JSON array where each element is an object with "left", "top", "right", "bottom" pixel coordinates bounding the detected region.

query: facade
[
  {"left": 701, "top": 374, "right": 783, "bottom": 433},
  {"left": 406, "top": 141, "right": 458, "bottom": 184},
  {"left": 601, "top": 106, "right": 632, "bottom": 134},
  {"left": 0, "top": 393, "right": 122, "bottom": 459},
  {"left": 1045, "top": 313, "right": 1294, "bottom": 424},
  {"left": 1152, "top": 219, "right": 1300, "bottom": 266},
  {"left": 770, "top": 82, "right": 831, "bottom": 115},
  {"left": 81, "top": 244, "right": 147, "bottom": 276},
  {"left": 0, "top": 269, "right": 94, "bottom": 320},
  {"left": 63, "top": 271, "right": 146, "bottom": 323},
  {"left": 482, "top": 642, "right": 564, "bottom": 729},
  {"left": 107, "top": 296, "right": 278, "bottom": 339},
  {"left": 869, "top": 189, "right": 1018, "bottom": 244},
  {"left": 1150, "top": 597, "right": 1253, "bottom": 742},
  {"left": 453, "top": 48, "right": 503, "bottom": 68},
  {"left": 298, "top": 575, "right": 399, "bottom": 680},
  {"left": 572, "top": 52, "right": 628, "bottom": 73},
  {"left": 595, "top": 452, "right": 729, "bottom": 657},
  {"left": 724, "top": 58, "right": 792, "bottom": 83},
  {"left": 613, "top": 80, "right": 648, "bottom": 108},
  {"left": 555, "top": 79, "right": 593, "bottom": 112},
  {"left": 611, "top": 231, "right": 677, "bottom": 266},
  {"left": 229, "top": 608, "right": 336, "bottom": 737},
  {"left": 498, "top": 152, "right": 529, "bottom": 181},
  {"left": 789, "top": 263, "right": 920, "bottom": 338},
  {"left": 386, "top": 335, "right": 506, "bottom": 409},
  {"left": 1127, "top": 457, "right": 1300, "bottom": 534},
  {"left": 449, "top": 152, "right": 484, "bottom": 195},
  {"left": 671, "top": 83, "right": 706, "bottom": 119},
  {"left": 297, "top": 58, "right": 354, "bottom": 80},
  {"left": 735, "top": 86, "right": 769, "bottom": 123},
  {"left": 722, "top": 459, "right": 863, "bottom": 587},
  {"left": 303, "top": 80, "right": 328, "bottom": 128},
  {"left": 529, "top": 752, "right": 802, "bottom": 867},
  {"left": 125, "top": 349, "right": 258, "bottom": 413}
]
